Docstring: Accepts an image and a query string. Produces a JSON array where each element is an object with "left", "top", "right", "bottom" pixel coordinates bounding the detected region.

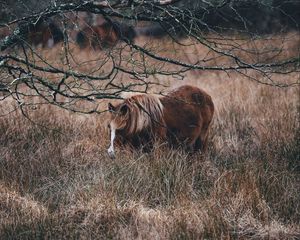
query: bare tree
[{"left": 0, "top": 0, "right": 299, "bottom": 116}]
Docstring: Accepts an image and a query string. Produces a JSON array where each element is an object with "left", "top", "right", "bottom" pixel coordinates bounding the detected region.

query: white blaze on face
[{"left": 107, "top": 125, "right": 116, "bottom": 158}]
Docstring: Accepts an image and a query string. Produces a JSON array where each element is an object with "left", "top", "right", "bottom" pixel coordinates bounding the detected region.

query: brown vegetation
[{"left": 0, "top": 33, "right": 299, "bottom": 239}]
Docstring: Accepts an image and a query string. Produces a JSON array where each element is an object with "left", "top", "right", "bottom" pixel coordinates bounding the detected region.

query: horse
[
  {"left": 75, "top": 20, "right": 187, "bottom": 51},
  {"left": 22, "top": 19, "right": 64, "bottom": 48},
  {"left": 76, "top": 21, "right": 136, "bottom": 50},
  {"left": 107, "top": 85, "right": 214, "bottom": 158}
]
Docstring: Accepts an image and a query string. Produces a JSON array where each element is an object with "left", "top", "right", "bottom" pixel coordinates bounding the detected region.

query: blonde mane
[{"left": 126, "top": 94, "right": 164, "bottom": 135}]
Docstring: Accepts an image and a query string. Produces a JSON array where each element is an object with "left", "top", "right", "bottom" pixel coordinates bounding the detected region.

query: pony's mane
[{"left": 125, "top": 94, "right": 164, "bottom": 134}]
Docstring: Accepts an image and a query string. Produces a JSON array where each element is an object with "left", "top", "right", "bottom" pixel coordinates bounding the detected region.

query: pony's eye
[{"left": 108, "top": 124, "right": 111, "bottom": 129}]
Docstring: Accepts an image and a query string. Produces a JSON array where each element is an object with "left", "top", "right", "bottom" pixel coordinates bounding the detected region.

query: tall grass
[{"left": 0, "top": 33, "right": 299, "bottom": 239}]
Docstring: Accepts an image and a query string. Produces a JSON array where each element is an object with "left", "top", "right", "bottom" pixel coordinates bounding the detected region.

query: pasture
[{"left": 0, "top": 32, "right": 299, "bottom": 239}]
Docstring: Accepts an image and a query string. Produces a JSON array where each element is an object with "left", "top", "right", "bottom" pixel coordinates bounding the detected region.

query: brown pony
[
  {"left": 25, "top": 20, "right": 64, "bottom": 48},
  {"left": 76, "top": 21, "right": 136, "bottom": 50},
  {"left": 107, "top": 85, "right": 214, "bottom": 158}
]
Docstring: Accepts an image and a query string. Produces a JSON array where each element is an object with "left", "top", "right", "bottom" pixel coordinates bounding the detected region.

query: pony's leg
[
  {"left": 186, "top": 142, "right": 196, "bottom": 152},
  {"left": 185, "top": 134, "right": 200, "bottom": 153},
  {"left": 186, "top": 125, "right": 204, "bottom": 153},
  {"left": 194, "top": 137, "right": 202, "bottom": 152},
  {"left": 196, "top": 127, "right": 210, "bottom": 154},
  {"left": 194, "top": 136, "right": 208, "bottom": 153},
  {"left": 142, "top": 141, "right": 154, "bottom": 153},
  {"left": 202, "top": 133, "right": 209, "bottom": 153}
]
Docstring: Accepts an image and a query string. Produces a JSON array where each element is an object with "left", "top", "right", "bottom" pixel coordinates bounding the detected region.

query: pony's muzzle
[{"left": 107, "top": 147, "right": 115, "bottom": 159}]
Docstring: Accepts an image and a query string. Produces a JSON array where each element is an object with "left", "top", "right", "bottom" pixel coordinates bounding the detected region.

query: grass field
[{"left": 0, "top": 32, "right": 299, "bottom": 239}]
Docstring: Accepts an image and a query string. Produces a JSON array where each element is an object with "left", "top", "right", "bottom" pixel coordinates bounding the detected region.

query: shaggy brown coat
[{"left": 107, "top": 85, "right": 214, "bottom": 155}]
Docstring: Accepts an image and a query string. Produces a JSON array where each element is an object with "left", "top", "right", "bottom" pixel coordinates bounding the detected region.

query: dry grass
[{"left": 0, "top": 32, "right": 299, "bottom": 239}]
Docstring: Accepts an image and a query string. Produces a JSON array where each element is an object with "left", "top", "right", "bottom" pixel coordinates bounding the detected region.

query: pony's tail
[{"left": 76, "top": 31, "right": 87, "bottom": 48}]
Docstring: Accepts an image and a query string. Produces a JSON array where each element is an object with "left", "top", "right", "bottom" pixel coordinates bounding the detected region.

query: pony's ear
[
  {"left": 120, "top": 103, "right": 129, "bottom": 115},
  {"left": 108, "top": 103, "right": 116, "bottom": 112}
]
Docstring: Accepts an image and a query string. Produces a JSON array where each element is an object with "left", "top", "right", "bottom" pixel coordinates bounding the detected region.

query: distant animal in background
[
  {"left": 24, "top": 20, "right": 64, "bottom": 48},
  {"left": 135, "top": 23, "right": 178, "bottom": 39},
  {"left": 76, "top": 20, "right": 186, "bottom": 50},
  {"left": 135, "top": 24, "right": 168, "bottom": 38},
  {"left": 107, "top": 85, "right": 214, "bottom": 158},
  {"left": 0, "top": 26, "right": 11, "bottom": 41},
  {"left": 76, "top": 21, "right": 136, "bottom": 50}
]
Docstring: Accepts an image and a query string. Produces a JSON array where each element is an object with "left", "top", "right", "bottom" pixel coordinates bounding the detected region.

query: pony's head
[
  {"left": 107, "top": 99, "right": 134, "bottom": 158},
  {"left": 107, "top": 95, "right": 163, "bottom": 158},
  {"left": 107, "top": 101, "right": 130, "bottom": 132}
]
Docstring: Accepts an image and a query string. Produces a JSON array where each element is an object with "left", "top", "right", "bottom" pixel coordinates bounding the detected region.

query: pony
[
  {"left": 25, "top": 19, "right": 64, "bottom": 48},
  {"left": 76, "top": 21, "right": 136, "bottom": 50},
  {"left": 107, "top": 85, "right": 214, "bottom": 158},
  {"left": 75, "top": 20, "right": 190, "bottom": 51}
]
